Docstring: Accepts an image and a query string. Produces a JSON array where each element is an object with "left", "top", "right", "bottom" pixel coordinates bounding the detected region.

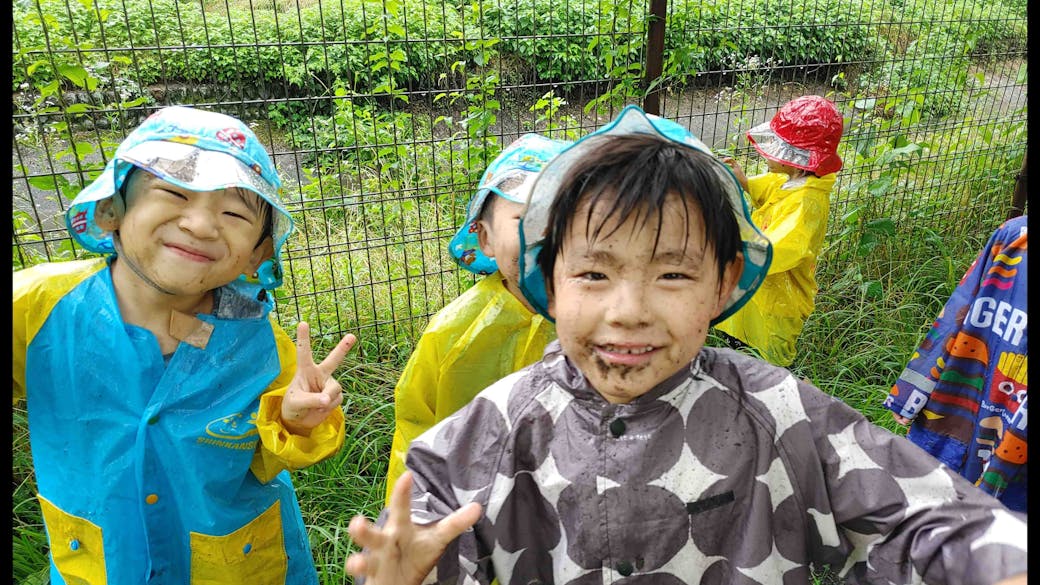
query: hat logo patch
[
  {"left": 216, "top": 127, "right": 247, "bottom": 149},
  {"left": 69, "top": 210, "right": 88, "bottom": 234}
]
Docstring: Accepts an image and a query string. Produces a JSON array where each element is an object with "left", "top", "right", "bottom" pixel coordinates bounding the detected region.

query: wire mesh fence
[{"left": 12, "top": 0, "right": 1028, "bottom": 360}]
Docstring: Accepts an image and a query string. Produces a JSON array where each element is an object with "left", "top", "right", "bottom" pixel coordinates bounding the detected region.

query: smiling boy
[
  {"left": 345, "top": 106, "right": 1027, "bottom": 585},
  {"left": 13, "top": 106, "right": 355, "bottom": 584}
]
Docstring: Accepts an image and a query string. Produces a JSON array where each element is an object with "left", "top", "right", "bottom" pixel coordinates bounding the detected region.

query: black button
[
  {"left": 609, "top": 418, "right": 626, "bottom": 437},
  {"left": 616, "top": 559, "right": 634, "bottom": 576},
  {"left": 147, "top": 415, "right": 160, "bottom": 425}
]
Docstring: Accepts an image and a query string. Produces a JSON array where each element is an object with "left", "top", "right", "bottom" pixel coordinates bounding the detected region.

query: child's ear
[
  {"left": 248, "top": 237, "right": 275, "bottom": 274},
  {"left": 546, "top": 287, "right": 556, "bottom": 319},
  {"left": 94, "top": 196, "right": 124, "bottom": 232},
  {"left": 475, "top": 220, "right": 495, "bottom": 259},
  {"left": 715, "top": 251, "right": 745, "bottom": 317}
]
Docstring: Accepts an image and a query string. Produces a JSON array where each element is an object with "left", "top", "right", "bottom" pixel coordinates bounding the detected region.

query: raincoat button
[
  {"left": 243, "top": 543, "right": 252, "bottom": 554},
  {"left": 146, "top": 494, "right": 159, "bottom": 504},
  {"left": 609, "top": 418, "right": 626, "bottom": 437},
  {"left": 616, "top": 559, "right": 634, "bottom": 576},
  {"left": 69, "top": 539, "right": 80, "bottom": 551},
  {"left": 147, "top": 415, "right": 160, "bottom": 424}
]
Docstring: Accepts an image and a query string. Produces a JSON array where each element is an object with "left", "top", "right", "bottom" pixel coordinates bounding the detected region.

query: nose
[
  {"left": 177, "top": 203, "right": 220, "bottom": 239},
  {"left": 605, "top": 281, "right": 651, "bottom": 327}
]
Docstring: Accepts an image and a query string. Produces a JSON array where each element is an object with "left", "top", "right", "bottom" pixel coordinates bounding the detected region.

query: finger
[
  {"left": 295, "top": 321, "right": 313, "bottom": 365},
  {"left": 433, "top": 502, "right": 482, "bottom": 544},
  {"left": 344, "top": 542, "right": 378, "bottom": 577},
  {"left": 289, "top": 391, "right": 332, "bottom": 412},
  {"left": 318, "top": 333, "right": 358, "bottom": 377},
  {"left": 348, "top": 514, "right": 386, "bottom": 551},
  {"left": 294, "top": 322, "right": 328, "bottom": 390},
  {"left": 387, "top": 471, "right": 415, "bottom": 530},
  {"left": 323, "top": 383, "right": 344, "bottom": 409},
  {"left": 344, "top": 552, "right": 368, "bottom": 576}
]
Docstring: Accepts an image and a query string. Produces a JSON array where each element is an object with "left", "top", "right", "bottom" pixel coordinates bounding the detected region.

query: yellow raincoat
[
  {"left": 715, "top": 172, "right": 835, "bottom": 366},
  {"left": 385, "top": 271, "right": 555, "bottom": 503}
]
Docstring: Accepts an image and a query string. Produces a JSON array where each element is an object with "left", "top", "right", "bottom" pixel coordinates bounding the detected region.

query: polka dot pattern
[{"left": 401, "top": 343, "right": 1028, "bottom": 584}]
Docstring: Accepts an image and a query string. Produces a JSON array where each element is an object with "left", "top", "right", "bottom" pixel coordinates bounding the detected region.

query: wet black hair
[
  {"left": 535, "top": 133, "right": 742, "bottom": 293},
  {"left": 120, "top": 166, "right": 274, "bottom": 248}
]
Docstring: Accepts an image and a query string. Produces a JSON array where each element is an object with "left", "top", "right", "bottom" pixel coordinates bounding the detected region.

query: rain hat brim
[
  {"left": 518, "top": 104, "right": 772, "bottom": 325},
  {"left": 449, "top": 134, "right": 572, "bottom": 275},
  {"left": 66, "top": 140, "right": 294, "bottom": 288},
  {"left": 746, "top": 122, "right": 815, "bottom": 172}
]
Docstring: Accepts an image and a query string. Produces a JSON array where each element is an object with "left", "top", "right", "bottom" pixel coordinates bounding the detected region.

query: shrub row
[{"left": 14, "top": 0, "right": 1025, "bottom": 97}]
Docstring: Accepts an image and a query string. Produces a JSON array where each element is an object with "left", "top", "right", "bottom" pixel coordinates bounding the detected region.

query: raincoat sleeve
[
  {"left": 12, "top": 272, "right": 32, "bottom": 404},
  {"left": 385, "top": 334, "right": 441, "bottom": 504},
  {"left": 250, "top": 321, "right": 346, "bottom": 484},
  {"left": 747, "top": 173, "right": 829, "bottom": 275},
  {"left": 794, "top": 378, "right": 1028, "bottom": 583},
  {"left": 12, "top": 260, "right": 103, "bottom": 404}
]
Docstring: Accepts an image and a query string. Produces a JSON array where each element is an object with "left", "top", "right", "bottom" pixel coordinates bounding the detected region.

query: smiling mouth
[
  {"left": 598, "top": 344, "right": 656, "bottom": 355},
  {"left": 166, "top": 243, "right": 214, "bottom": 262},
  {"left": 594, "top": 344, "right": 660, "bottom": 367}
]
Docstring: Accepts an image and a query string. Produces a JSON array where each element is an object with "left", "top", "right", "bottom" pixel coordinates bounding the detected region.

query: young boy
[
  {"left": 885, "top": 215, "right": 1027, "bottom": 513},
  {"left": 385, "top": 134, "right": 571, "bottom": 503},
  {"left": 717, "top": 95, "right": 844, "bottom": 366},
  {"left": 345, "top": 106, "right": 1027, "bottom": 585},
  {"left": 12, "top": 106, "right": 356, "bottom": 584}
]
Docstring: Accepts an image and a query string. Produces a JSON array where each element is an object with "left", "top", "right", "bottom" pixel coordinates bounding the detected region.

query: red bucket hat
[{"left": 747, "top": 95, "right": 844, "bottom": 176}]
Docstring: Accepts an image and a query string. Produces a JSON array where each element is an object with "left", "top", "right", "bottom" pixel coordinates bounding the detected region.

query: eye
[
  {"left": 223, "top": 210, "right": 251, "bottom": 221},
  {"left": 662, "top": 272, "right": 690, "bottom": 280},
  {"left": 579, "top": 272, "right": 607, "bottom": 281},
  {"left": 160, "top": 188, "right": 188, "bottom": 200}
]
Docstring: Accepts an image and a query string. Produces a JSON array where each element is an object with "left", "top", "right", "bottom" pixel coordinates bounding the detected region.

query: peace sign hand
[{"left": 281, "top": 321, "right": 357, "bottom": 436}]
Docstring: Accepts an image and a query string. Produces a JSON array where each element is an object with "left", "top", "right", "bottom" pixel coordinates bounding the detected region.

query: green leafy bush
[{"left": 663, "top": 0, "right": 876, "bottom": 85}]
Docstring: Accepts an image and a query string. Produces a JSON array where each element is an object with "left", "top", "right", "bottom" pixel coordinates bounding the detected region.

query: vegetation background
[{"left": 11, "top": 0, "right": 1027, "bottom": 581}]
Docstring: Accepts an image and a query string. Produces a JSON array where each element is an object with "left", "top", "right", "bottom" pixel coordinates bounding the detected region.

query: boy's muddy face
[
  {"left": 548, "top": 194, "right": 740, "bottom": 404},
  {"left": 112, "top": 171, "right": 270, "bottom": 296}
]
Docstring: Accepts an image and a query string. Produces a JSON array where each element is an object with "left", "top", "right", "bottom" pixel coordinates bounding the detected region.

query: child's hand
[
  {"left": 345, "top": 471, "right": 483, "bottom": 585},
  {"left": 281, "top": 322, "right": 357, "bottom": 436},
  {"left": 722, "top": 157, "right": 749, "bottom": 191},
  {"left": 891, "top": 412, "right": 911, "bottom": 426}
]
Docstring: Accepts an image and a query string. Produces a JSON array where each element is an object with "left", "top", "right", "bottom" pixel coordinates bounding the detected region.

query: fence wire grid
[{"left": 12, "top": 0, "right": 1028, "bottom": 359}]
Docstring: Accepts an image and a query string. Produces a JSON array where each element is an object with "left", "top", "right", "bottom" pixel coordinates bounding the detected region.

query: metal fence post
[{"left": 643, "top": 0, "right": 668, "bottom": 115}]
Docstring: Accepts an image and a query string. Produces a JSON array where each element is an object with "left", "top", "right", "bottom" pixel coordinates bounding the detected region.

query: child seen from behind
[{"left": 717, "top": 95, "right": 844, "bottom": 366}]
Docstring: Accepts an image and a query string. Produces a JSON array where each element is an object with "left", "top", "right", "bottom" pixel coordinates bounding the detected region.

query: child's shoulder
[
  {"left": 423, "top": 272, "right": 523, "bottom": 332},
  {"left": 13, "top": 258, "right": 107, "bottom": 300}
]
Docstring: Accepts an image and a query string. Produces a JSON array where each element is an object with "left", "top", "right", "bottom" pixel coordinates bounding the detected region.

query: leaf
[
  {"left": 860, "top": 280, "right": 884, "bottom": 299},
  {"left": 865, "top": 217, "right": 896, "bottom": 235},
  {"left": 56, "top": 64, "right": 90, "bottom": 89}
]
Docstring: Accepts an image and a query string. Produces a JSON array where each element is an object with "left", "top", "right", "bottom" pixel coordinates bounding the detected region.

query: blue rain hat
[
  {"left": 449, "top": 133, "right": 572, "bottom": 275},
  {"left": 518, "top": 104, "right": 773, "bottom": 325},
  {"left": 65, "top": 105, "right": 293, "bottom": 289}
]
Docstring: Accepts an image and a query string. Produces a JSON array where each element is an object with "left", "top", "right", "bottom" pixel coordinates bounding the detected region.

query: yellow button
[{"left": 146, "top": 494, "right": 159, "bottom": 505}]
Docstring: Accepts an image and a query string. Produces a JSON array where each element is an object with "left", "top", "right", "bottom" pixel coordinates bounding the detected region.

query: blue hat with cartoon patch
[
  {"left": 449, "top": 133, "right": 572, "bottom": 275},
  {"left": 65, "top": 105, "right": 293, "bottom": 289},
  {"left": 518, "top": 104, "right": 773, "bottom": 325}
]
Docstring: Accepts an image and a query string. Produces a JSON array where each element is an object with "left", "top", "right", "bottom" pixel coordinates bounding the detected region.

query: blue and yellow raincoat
[{"left": 13, "top": 257, "right": 345, "bottom": 584}]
